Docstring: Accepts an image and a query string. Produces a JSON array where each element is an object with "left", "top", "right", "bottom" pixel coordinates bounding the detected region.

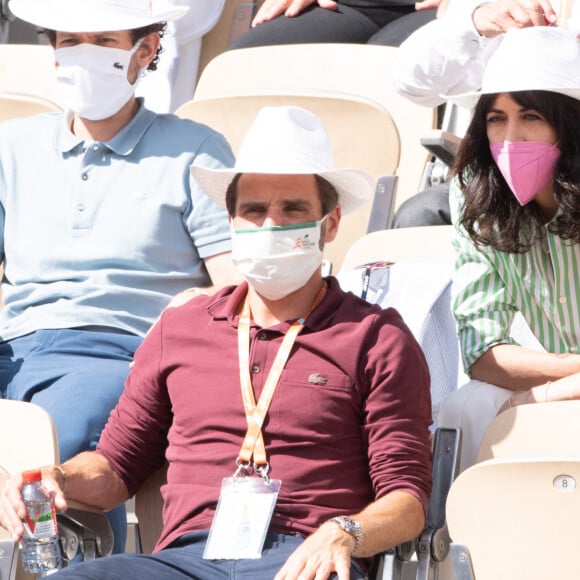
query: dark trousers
[
  {"left": 50, "top": 531, "right": 368, "bottom": 579},
  {"left": 230, "top": 4, "right": 436, "bottom": 49}
]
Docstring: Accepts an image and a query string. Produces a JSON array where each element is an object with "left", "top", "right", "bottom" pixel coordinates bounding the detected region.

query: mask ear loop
[
  {"left": 318, "top": 214, "right": 329, "bottom": 251},
  {"left": 129, "top": 37, "right": 148, "bottom": 83}
]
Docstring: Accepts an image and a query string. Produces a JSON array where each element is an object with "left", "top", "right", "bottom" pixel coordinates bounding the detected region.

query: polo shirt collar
[
  {"left": 55, "top": 98, "right": 156, "bottom": 156},
  {"left": 208, "top": 278, "right": 344, "bottom": 332}
]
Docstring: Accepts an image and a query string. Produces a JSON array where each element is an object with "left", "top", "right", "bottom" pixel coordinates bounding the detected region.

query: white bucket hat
[
  {"left": 450, "top": 26, "right": 580, "bottom": 108},
  {"left": 9, "top": 0, "right": 188, "bottom": 32},
  {"left": 191, "top": 106, "right": 374, "bottom": 216}
]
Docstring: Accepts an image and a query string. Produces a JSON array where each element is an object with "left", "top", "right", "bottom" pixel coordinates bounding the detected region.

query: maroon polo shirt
[{"left": 97, "top": 278, "right": 432, "bottom": 551}]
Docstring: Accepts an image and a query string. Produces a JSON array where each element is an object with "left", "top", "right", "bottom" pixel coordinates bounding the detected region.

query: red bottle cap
[{"left": 21, "top": 469, "right": 42, "bottom": 484}]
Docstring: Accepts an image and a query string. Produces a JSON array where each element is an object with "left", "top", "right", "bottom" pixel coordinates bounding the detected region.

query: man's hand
[
  {"left": 472, "top": 0, "right": 557, "bottom": 37},
  {"left": 252, "top": 0, "right": 338, "bottom": 27},
  {"left": 273, "top": 520, "right": 355, "bottom": 580},
  {"left": 0, "top": 467, "right": 67, "bottom": 542}
]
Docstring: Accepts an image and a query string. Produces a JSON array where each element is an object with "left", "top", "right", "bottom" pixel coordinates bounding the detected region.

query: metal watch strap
[{"left": 329, "top": 516, "right": 363, "bottom": 555}]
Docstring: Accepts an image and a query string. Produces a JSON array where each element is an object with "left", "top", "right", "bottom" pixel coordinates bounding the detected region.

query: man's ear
[
  {"left": 323, "top": 206, "right": 341, "bottom": 244},
  {"left": 136, "top": 32, "right": 160, "bottom": 69}
]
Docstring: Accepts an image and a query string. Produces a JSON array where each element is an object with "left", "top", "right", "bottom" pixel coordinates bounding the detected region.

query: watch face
[
  {"left": 341, "top": 516, "right": 362, "bottom": 532},
  {"left": 334, "top": 516, "right": 362, "bottom": 533}
]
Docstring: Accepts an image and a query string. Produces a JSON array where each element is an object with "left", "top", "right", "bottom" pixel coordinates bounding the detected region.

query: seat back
[
  {"left": 0, "top": 93, "right": 61, "bottom": 121},
  {"left": 446, "top": 457, "right": 580, "bottom": 580},
  {"left": 336, "top": 226, "right": 460, "bottom": 427},
  {"left": 339, "top": 225, "right": 455, "bottom": 272},
  {"left": 177, "top": 93, "right": 400, "bottom": 272},
  {"left": 197, "top": 0, "right": 263, "bottom": 79},
  {"left": 0, "top": 400, "right": 59, "bottom": 476},
  {"left": 0, "top": 400, "right": 60, "bottom": 580},
  {"left": 0, "top": 44, "right": 63, "bottom": 108},
  {"left": 193, "top": 43, "right": 436, "bottom": 211},
  {"left": 476, "top": 400, "right": 580, "bottom": 462},
  {"left": 0, "top": 466, "right": 18, "bottom": 580},
  {"left": 133, "top": 465, "right": 167, "bottom": 554},
  {"left": 445, "top": 402, "right": 580, "bottom": 580}
]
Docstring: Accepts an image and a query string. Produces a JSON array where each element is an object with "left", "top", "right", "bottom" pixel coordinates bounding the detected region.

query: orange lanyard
[{"left": 236, "top": 284, "right": 327, "bottom": 472}]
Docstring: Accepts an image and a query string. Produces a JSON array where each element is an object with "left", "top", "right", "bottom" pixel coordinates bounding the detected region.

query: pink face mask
[{"left": 490, "top": 141, "right": 561, "bottom": 206}]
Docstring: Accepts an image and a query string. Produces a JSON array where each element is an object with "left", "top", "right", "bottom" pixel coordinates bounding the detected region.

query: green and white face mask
[{"left": 232, "top": 217, "right": 326, "bottom": 300}]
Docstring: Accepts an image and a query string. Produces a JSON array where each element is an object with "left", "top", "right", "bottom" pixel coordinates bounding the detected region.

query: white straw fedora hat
[
  {"left": 9, "top": 0, "right": 188, "bottom": 32},
  {"left": 449, "top": 25, "right": 580, "bottom": 108},
  {"left": 191, "top": 106, "right": 374, "bottom": 216}
]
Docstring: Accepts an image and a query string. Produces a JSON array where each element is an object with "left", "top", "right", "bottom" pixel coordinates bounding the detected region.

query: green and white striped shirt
[{"left": 450, "top": 178, "right": 580, "bottom": 372}]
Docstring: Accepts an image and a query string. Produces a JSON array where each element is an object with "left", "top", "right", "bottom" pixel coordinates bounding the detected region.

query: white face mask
[
  {"left": 232, "top": 218, "right": 326, "bottom": 301},
  {"left": 55, "top": 40, "right": 143, "bottom": 121}
]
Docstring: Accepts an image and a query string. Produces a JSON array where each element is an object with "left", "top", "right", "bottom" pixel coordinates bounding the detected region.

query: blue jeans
[
  {"left": 0, "top": 328, "right": 142, "bottom": 553},
  {"left": 50, "top": 531, "right": 369, "bottom": 579}
]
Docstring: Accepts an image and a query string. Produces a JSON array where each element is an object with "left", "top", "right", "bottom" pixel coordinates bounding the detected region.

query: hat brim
[
  {"left": 10, "top": 0, "right": 188, "bottom": 32},
  {"left": 192, "top": 165, "right": 374, "bottom": 216},
  {"left": 446, "top": 86, "right": 580, "bottom": 111}
]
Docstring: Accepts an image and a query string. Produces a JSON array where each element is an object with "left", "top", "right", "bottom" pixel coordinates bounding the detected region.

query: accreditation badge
[{"left": 203, "top": 476, "right": 282, "bottom": 559}]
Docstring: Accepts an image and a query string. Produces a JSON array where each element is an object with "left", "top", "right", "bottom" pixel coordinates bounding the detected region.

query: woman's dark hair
[
  {"left": 225, "top": 173, "right": 339, "bottom": 218},
  {"left": 43, "top": 22, "right": 166, "bottom": 71},
  {"left": 453, "top": 90, "right": 580, "bottom": 253}
]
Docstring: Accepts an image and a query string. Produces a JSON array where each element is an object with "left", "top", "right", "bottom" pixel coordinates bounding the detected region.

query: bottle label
[{"left": 22, "top": 505, "right": 58, "bottom": 538}]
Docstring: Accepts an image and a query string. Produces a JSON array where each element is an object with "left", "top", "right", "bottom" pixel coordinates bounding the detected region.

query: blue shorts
[{"left": 0, "top": 328, "right": 141, "bottom": 461}]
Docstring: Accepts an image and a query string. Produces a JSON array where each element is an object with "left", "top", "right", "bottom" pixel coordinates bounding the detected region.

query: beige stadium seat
[
  {"left": 477, "top": 400, "right": 580, "bottom": 463},
  {"left": 0, "top": 400, "right": 59, "bottom": 580},
  {"left": 133, "top": 465, "right": 167, "bottom": 554},
  {"left": 0, "top": 92, "right": 61, "bottom": 121},
  {"left": 0, "top": 401, "right": 113, "bottom": 578},
  {"left": 0, "top": 400, "right": 59, "bottom": 476},
  {"left": 339, "top": 225, "right": 454, "bottom": 272},
  {"left": 197, "top": 0, "right": 264, "bottom": 80},
  {"left": 446, "top": 457, "right": 580, "bottom": 580},
  {"left": 441, "top": 401, "right": 580, "bottom": 580},
  {"left": 193, "top": 43, "right": 437, "bottom": 211},
  {"left": 177, "top": 92, "right": 400, "bottom": 272},
  {"left": 337, "top": 226, "right": 456, "bottom": 276},
  {"left": 0, "top": 44, "right": 63, "bottom": 108}
]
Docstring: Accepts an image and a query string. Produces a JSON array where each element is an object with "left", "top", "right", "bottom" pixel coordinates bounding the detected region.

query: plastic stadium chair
[
  {"left": 193, "top": 43, "right": 437, "bottom": 212},
  {"left": 340, "top": 225, "right": 454, "bottom": 272},
  {"left": 0, "top": 400, "right": 112, "bottom": 579},
  {"left": 0, "top": 93, "right": 60, "bottom": 121},
  {"left": 337, "top": 226, "right": 461, "bottom": 428},
  {"left": 443, "top": 401, "right": 580, "bottom": 580},
  {"left": 177, "top": 92, "right": 401, "bottom": 273},
  {"left": 446, "top": 457, "right": 580, "bottom": 580},
  {"left": 0, "top": 44, "right": 63, "bottom": 108},
  {"left": 476, "top": 400, "right": 580, "bottom": 463}
]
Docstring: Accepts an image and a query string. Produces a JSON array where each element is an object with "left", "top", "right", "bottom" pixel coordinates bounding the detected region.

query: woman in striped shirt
[{"left": 438, "top": 25, "right": 580, "bottom": 471}]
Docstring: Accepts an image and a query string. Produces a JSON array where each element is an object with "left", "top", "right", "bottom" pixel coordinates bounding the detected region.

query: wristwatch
[{"left": 329, "top": 516, "right": 364, "bottom": 555}]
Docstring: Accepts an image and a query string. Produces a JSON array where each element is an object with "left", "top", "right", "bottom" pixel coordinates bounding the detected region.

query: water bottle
[{"left": 20, "top": 469, "right": 62, "bottom": 574}]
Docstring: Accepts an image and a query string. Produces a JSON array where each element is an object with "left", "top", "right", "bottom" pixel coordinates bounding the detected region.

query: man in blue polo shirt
[{"left": 0, "top": 0, "right": 239, "bottom": 552}]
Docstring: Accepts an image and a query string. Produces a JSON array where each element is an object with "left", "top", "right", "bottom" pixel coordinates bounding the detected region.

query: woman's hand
[{"left": 252, "top": 0, "right": 338, "bottom": 27}]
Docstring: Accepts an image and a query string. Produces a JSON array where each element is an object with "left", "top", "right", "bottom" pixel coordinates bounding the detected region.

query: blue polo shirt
[{"left": 0, "top": 101, "right": 234, "bottom": 340}]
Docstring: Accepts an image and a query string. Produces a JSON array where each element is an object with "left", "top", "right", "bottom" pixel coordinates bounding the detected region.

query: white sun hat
[
  {"left": 9, "top": 0, "right": 188, "bottom": 32},
  {"left": 191, "top": 106, "right": 374, "bottom": 216},
  {"left": 449, "top": 25, "right": 580, "bottom": 108}
]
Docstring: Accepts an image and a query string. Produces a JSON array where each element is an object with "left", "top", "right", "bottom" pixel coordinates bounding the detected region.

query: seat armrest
[
  {"left": 420, "top": 131, "right": 462, "bottom": 168},
  {"left": 0, "top": 538, "right": 17, "bottom": 580},
  {"left": 57, "top": 508, "right": 113, "bottom": 563}
]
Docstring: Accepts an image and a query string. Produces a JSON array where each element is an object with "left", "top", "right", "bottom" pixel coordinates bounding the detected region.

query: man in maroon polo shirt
[{"left": 0, "top": 106, "right": 432, "bottom": 580}]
